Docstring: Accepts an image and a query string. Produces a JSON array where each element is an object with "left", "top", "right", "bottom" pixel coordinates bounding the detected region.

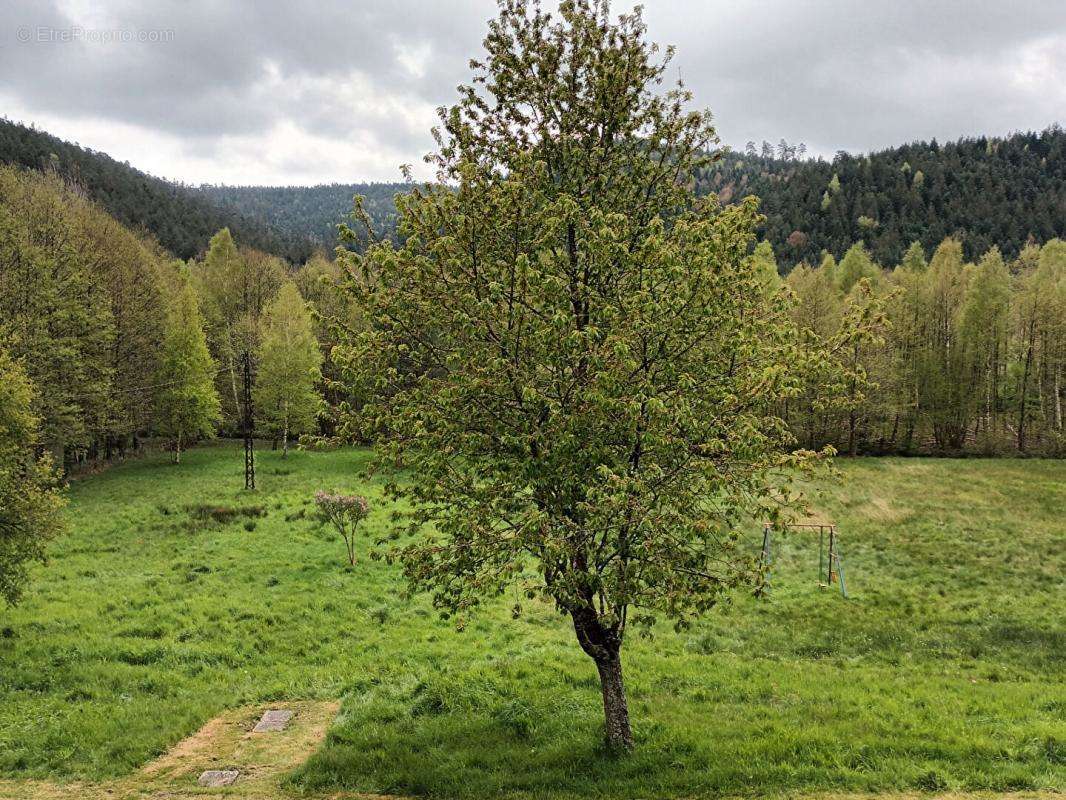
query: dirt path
[{"left": 0, "top": 700, "right": 359, "bottom": 800}]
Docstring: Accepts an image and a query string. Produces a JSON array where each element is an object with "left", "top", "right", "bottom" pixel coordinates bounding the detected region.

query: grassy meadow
[{"left": 0, "top": 443, "right": 1063, "bottom": 798}]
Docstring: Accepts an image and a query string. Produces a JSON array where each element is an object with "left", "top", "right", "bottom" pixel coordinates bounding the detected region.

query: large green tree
[
  {"left": 0, "top": 347, "right": 65, "bottom": 606},
  {"left": 336, "top": 0, "right": 843, "bottom": 750},
  {"left": 155, "top": 267, "right": 221, "bottom": 463},
  {"left": 254, "top": 282, "right": 324, "bottom": 456}
]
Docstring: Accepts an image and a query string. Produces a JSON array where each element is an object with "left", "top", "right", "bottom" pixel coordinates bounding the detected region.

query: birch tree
[{"left": 254, "top": 282, "right": 323, "bottom": 456}]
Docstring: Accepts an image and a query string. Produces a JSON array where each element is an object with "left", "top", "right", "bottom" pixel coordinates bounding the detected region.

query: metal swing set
[{"left": 760, "top": 522, "right": 849, "bottom": 598}]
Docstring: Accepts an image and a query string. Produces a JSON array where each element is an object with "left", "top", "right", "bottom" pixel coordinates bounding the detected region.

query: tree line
[
  {"left": 1, "top": 162, "right": 1061, "bottom": 500},
  {"left": 0, "top": 165, "right": 351, "bottom": 471},
  {"left": 777, "top": 238, "right": 1065, "bottom": 456}
]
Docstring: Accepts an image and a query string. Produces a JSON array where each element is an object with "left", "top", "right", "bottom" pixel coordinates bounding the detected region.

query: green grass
[{"left": 0, "top": 444, "right": 1063, "bottom": 798}]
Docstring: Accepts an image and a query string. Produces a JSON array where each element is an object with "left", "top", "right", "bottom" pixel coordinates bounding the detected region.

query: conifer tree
[
  {"left": 254, "top": 282, "right": 323, "bottom": 456},
  {"left": 900, "top": 241, "right": 927, "bottom": 272},
  {"left": 155, "top": 267, "right": 220, "bottom": 463},
  {"left": 751, "top": 240, "right": 781, "bottom": 288},
  {"left": 193, "top": 230, "right": 285, "bottom": 430},
  {"left": 836, "top": 242, "right": 881, "bottom": 294}
]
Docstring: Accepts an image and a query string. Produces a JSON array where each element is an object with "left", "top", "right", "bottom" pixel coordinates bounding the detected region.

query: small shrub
[{"left": 313, "top": 491, "right": 369, "bottom": 566}]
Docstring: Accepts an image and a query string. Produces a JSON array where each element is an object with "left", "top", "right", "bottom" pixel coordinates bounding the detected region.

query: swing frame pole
[
  {"left": 759, "top": 521, "right": 850, "bottom": 600},
  {"left": 819, "top": 526, "right": 825, "bottom": 583},
  {"left": 760, "top": 523, "right": 772, "bottom": 593}
]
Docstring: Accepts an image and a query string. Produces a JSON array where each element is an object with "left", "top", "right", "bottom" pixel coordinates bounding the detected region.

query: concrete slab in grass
[
  {"left": 252, "top": 709, "right": 293, "bottom": 733},
  {"left": 197, "top": 769, "right": 239, "bottom": 787}
]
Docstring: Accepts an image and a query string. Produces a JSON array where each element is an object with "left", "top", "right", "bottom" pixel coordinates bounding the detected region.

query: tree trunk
[
  {"left": 1056, "top": 363, "right": 1063, "bottom": 432},
  {"left": 174, "top": 433, "right": 182, "bottom": 464},
  {"left": 282, "top": 421, "right": 289, "bottom": 458},
  {"left": 1018, "top": 322, "right": 1035, "bottom": 453},
  {"left": 570, "top": 607, "right": 633, "bottom": 752},
  {"left": 595, "top": 652, "right": 633, "bottom": 752}
]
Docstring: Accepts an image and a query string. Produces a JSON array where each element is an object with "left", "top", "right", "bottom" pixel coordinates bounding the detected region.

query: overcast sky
[{"left": 3, "top": 1, "right": 1064, "bottom": 186}]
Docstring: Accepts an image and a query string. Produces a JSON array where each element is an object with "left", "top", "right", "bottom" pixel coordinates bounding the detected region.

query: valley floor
[{"left": 0, "top": 444, "right": 1063, "bottom": 798}]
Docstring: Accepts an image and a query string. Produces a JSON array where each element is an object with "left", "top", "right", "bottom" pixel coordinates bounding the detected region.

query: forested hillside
[
  {"left": 202, "top": 127, "right": 1066, "bottom": 268},
  {"left": 195, "top": 183, "right": 408, "bottom": 252},
  {"left": 706, "top": 127, "right": 1066, "bottom": 268},
  {"left": 5, "top": 120, "right": 1063, "bottom": 270},
  {"left": 0, "top": 119, "right": 313, "bottom": 261}
]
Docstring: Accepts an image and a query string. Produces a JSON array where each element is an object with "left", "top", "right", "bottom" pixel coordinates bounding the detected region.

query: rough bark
[
  {"left": 571, "top": 606, "right": 633, "bottom": 752},
  {"left": 595, "top": 652, "right": 633, "bottom": 752}
]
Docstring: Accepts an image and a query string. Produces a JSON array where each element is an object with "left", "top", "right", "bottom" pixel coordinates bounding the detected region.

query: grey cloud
[
  {"left": 645, "top": 0, "right": 1066, "bottom": 154},
  {"left": 2, "top": 0, "right": 1063, "bottom": 184}
]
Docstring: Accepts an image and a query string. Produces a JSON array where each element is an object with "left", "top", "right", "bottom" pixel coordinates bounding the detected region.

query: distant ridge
[
  {"left": 194, "top": 182, "right": 410, "bottom": 253},
  {"left": 4, "top": 117, "right": 1064, "bottom": 268}
]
